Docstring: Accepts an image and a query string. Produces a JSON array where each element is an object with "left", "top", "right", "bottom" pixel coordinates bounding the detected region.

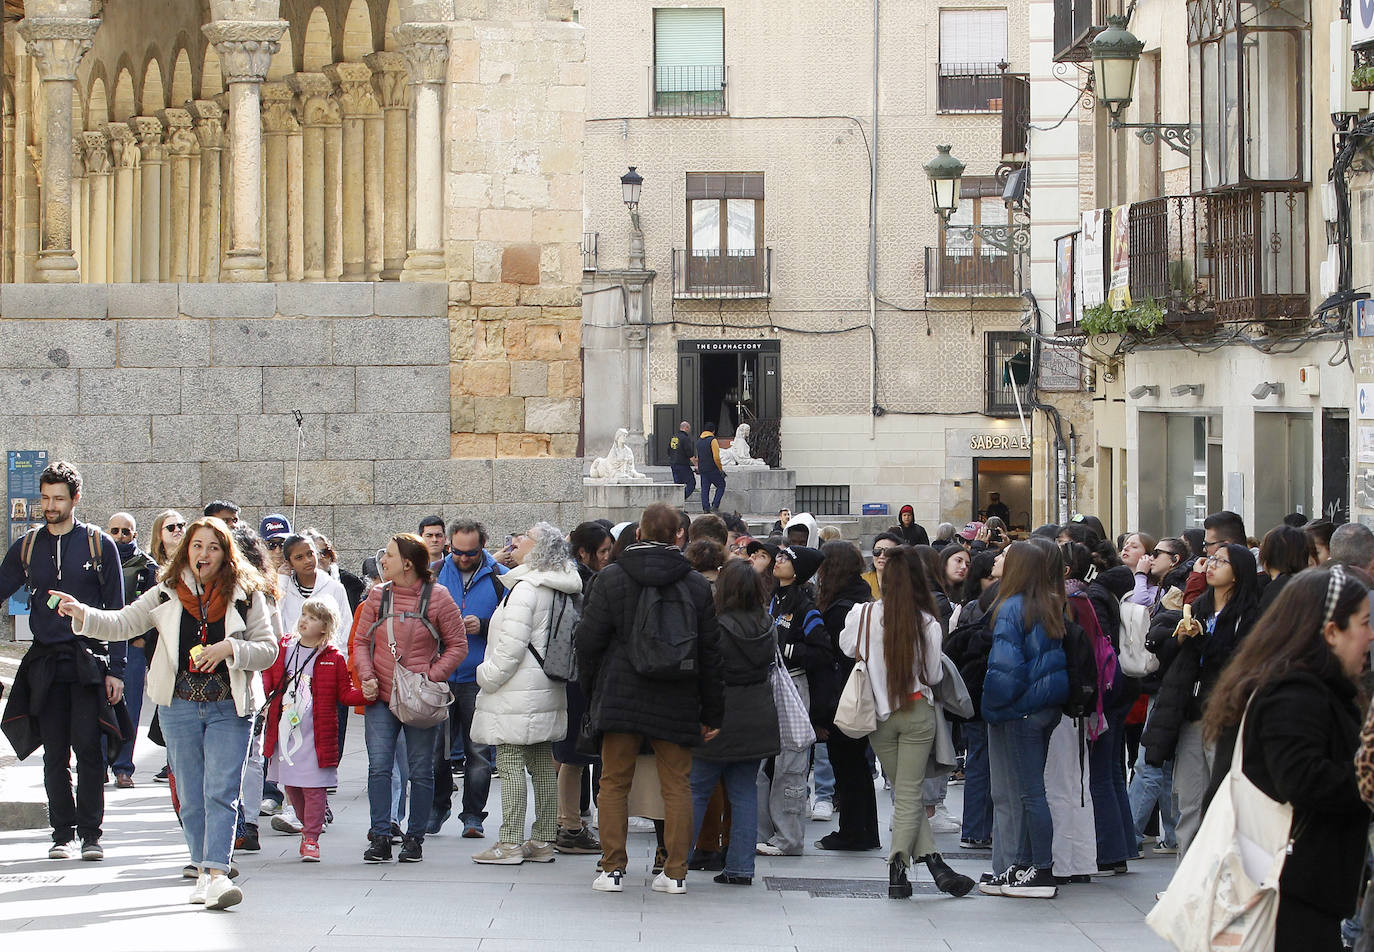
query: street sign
[
  {"left": 1362, "top": 384, "right": 1374, "bottom": 420},
  {"left": 7, "top": 450, "right": 48, "bottom": 633}
]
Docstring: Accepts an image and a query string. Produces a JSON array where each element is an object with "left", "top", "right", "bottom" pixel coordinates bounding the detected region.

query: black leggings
[{"left": 826, "top": 731, "right": 879, "bottom": 846}]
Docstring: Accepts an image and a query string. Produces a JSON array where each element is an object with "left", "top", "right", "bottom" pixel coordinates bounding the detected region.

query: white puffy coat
[{"left": 470, "top": 560, "right": 582, "bottom": 746}]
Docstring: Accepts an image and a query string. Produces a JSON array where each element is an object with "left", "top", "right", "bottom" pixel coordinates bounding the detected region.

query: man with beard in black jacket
[{"left": 576, "top": 502, "right": 725, "bottom": 895}]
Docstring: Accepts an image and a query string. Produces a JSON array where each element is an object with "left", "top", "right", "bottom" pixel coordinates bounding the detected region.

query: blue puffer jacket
[{"left": 981, "top": 594, "right": 1069, "bottom": 723}]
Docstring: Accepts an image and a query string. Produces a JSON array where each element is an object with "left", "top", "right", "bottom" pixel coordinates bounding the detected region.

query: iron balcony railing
[
  {"left": 649, "top": 65, "right": 728, "bottom": 116},
  {"left": 1001, "top": 72, "right": 1031, "bottom": 155},
  {"left": 925, "top": 247, "right": 1025, "bottom": 296},
  {"left": 582, "top": 232, "right": 598, "bottom": 271},
  {"left": 1053, "top": 0, "right": 1106, "bottom": 61},
  {"left": 672, "top": 248, "right": 772, "bottom": 299},
  {"left": 986, "top": 331, "right": 1032, "bottom": 417},
  {"left": 937, "top": 63, "right": 1008, "bottom": 112},
  {"left": 1127, "top": 188, "right": 1309, "bottom": 324}
]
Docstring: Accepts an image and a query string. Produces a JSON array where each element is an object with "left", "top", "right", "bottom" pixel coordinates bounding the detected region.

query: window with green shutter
[{"left": 653, "top": 8, "right": 726, "bottom": 115}]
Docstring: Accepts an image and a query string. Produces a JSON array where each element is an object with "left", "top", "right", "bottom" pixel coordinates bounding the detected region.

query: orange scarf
[{"left": 176, "top": 577, "right": 229, "bottom": 626}]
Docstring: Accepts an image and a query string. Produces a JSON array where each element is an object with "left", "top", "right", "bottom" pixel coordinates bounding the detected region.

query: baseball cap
[
  {"left": 746, "top": 540, "right": 778, "bottom": 560},
  {"left": 958, "top": 521, "right": 984, "bottom": 541},
  {"left": 260, "top": 513, "right": 291, "bottom": 540}
]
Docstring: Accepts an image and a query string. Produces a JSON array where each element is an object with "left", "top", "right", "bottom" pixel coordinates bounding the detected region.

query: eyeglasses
[
  {"left": 729, "top": 542, "right": 749, "bottom": 554},
  {"left": 872, "top": 547, "right": 896, "bottom": 557},
  {"left": 266, "top": 539, "right": 285, "bottom": 551},
  {"left": 108, "top": 527, "right": 133, "bottom": 537},
  {"left": 1206, "top": 555, "right": 1231, "bottom": 566},
  {"left": 775, "top": 551, "right": 793, "bottom": 562},
  {"left": 164, "top": 522, "right": 186, "bottom": 532},
  {"left": 1202, "top": 539, "right": 1224, "bottom": 552}
]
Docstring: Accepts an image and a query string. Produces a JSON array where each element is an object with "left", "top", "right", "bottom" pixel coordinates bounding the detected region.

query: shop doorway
[
  {"left": 677, "top": 340, "right": 780, "bottom": 437},
  {"left": 973, "top": 457, "right": 1032, "bottom": 531}
]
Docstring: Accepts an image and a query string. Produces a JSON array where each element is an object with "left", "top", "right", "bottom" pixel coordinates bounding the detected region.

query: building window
[
  {"left": 1188, "top": 0, "right": 1308, "bottom": 189},
  {"left": 985, "top": 331, "right": 1030, "bottom": 417},
  {"left": 679, "top": 172, "right": 767, "bottom": 295},
  {"left": 939, "top": 9, "right": 1009, "bottom": 112},
  {"left": 796, "top": 485, "right": 851, "bottom": 516},
  {"left": 932, "top": 177, "right": 1017, "bottom": 294},
  {"left": 653, "top": 8, "right": 726, "bottom": 116}
]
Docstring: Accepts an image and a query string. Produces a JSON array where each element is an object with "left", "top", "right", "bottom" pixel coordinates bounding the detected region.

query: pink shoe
[{"left": 301, "top": 837, "right": 320, "bottom": 863}]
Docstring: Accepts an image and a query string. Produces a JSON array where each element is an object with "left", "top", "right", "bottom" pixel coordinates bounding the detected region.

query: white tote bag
[
  {"left": 1146, "top": 704, "right": 1294, "bottom": 952},
  {"left": 834, "top": 604, "right": 878, "bottom": 739}
]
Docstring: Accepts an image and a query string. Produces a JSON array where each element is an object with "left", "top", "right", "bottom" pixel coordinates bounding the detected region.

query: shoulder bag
[
  {"left": 834, "top": 603, "right": 878, "bottom": 738},
  {"left": 770, "top": 640, "right": 817, "bottom": 750},
  {"left": 371, "top": 582, "right": 453, "bottom": 728}
]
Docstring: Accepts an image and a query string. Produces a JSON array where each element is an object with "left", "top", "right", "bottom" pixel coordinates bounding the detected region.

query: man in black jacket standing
[
  {"left": 0, "top": 462, "right": 124, "bottom": 861},
  {"left": 576, "top": 502, "right": 725, "bottom": 894},
  {"left": 667, "top": 421, "right": 697, "bottom": 505}
]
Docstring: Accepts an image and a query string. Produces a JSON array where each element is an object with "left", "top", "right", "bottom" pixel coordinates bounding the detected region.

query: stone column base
[
  {"left": 401, "top": 248, "right": 445, "bottom": 281},
  {"left": 221, "top": 251, "right": 268, "bottom": 281},
  {"left": 36, "top": 250, "right": 81, "bottom": 282}
]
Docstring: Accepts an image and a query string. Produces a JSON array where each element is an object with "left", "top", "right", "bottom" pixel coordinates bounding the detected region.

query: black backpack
[
  {"left": 627, "top": 577, "right": 699, "bottom": 680},
  {"left": 1060, "top": 616, "right": 1099, "bottom": 721}
]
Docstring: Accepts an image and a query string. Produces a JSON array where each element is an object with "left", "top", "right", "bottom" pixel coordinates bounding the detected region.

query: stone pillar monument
[
  {"left": 396, "top": 23, "right": 448, "bottom": 282},
  {"left": 365, "top": 51, "right": 408, "bottom": 281}
]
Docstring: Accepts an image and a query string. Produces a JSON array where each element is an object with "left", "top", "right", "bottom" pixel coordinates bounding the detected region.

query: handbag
[
  {"left": 1146, "top": 702, "right": 1295, "bottom": 951},
  {"left": 574, "top": 711, "right": 602, "bottom": 758},
  {"left": 834, "top": 603, "right": 878, "bottom": 739},
  {"left": 770, "top": 647, "right": 817, "bottom": 750},
  {"left": 377, "top": 583, "right": 453, "bottom": 728}
]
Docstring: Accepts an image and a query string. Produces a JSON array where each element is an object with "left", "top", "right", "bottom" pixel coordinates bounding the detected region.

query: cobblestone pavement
[{"left": 0, "top": 714, "right": 1171, "bottom": 952}]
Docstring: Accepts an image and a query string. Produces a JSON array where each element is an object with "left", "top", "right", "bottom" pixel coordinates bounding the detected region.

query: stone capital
[
  {"left": 160, "top": 108, "right": 198, "bottom": 157},
  {"left": 189, "top": 100, "right": 225, "bottom": 150},
  {"left": 18, "top": 17, "right": 100, "bottom": 82},
  {"left": 364, "top": 51, "right": 408, "bottom": 109},
  {"left": 289, "top": 72, "right": 340, "bottom": 126},
  {"left": 260, "top": 82, "right": 299, "bottom": 133},
  {"left": 326, "top": 62, "right": 379, "bottom": 118},
  {"left": 131, "top": 116, "right": 166, "bottom": 162},
  {"left": 202, "top": 19, "right": 287, "bottom": 84},
  {"left": 395, "top": 23, "right": 449, "bottom": 86},
  {"left": 81, "top": 130, "right": 110, "bottom": 175},
  {"left": 104, "top": 122, "right": 140, "bottom": 170}
]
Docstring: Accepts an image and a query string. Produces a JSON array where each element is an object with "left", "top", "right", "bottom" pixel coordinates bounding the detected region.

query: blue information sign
[{"left": 8, "top": 450, "right": 49, "bottom": 616}]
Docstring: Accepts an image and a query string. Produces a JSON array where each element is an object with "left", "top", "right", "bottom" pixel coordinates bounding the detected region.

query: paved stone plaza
[{"left": 0, "top": 709, "right": 1171, "bottom": 952}]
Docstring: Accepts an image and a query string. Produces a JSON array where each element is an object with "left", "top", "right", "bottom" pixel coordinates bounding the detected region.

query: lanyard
[
  {"left": 284, "top": 643, "right": 321, "bottom": 703},
  {"left": 196, "top": 583, "right": 210, "bottom": 646}
]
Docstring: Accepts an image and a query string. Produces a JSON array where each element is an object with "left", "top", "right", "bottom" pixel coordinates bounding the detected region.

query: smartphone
[{"left": 503, "top": 534, "right": 514, "bottom": 551}]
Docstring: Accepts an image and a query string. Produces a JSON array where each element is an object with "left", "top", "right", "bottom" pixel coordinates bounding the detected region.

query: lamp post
[
  {"left": 923, "top": 146, "right": 1030, "bottom": 255},
  {"left": 1089, "top": 16, "right": 1193, "bottom": 156},
  {"left": 621, "top": 165, "right": 645, "bottom": 270}
]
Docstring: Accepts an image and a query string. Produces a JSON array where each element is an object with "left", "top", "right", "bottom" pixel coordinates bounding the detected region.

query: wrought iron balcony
[
  {"left": 649, "top": 65, "right": 728, "bottom": 117},
  {"left": 1127, "top": 188, "right": 1309, "bottom": 324},
  {"left": 925, "top": 247, "right": 1026, "bottom": 297},
  {"left": 672, "top": 248, "right": 772, "bottom": 299},
  {"left": 582, "top": 232, "right": 598, "bottom": 271},
  {"left": 937, "top": 63, "right": 1009, "bottom": 113}
]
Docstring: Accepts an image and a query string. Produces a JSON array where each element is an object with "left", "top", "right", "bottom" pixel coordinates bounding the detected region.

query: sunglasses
[
  {"left": 872, "top": 547, "right": 896, "bottom": 557},
  {"left": 452, "top": 547, "right": 484, "bottom": 558},
  {"left": 266, "top": 539, "right": 285, "bottom": 551},
  {"left": 108, "top": 527, "right": 134, "bottom": 537},
  {"left": 164, "top": 522, "right": 186, "bottom": 532},
  {"left": 1151, "top": 549, "right": 1180, "bottom": 559}
]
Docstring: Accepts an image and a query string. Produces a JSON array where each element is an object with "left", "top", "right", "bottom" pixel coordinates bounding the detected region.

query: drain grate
[
  {"left": 0, "top": 874, "right": 63, "bottom": 884},
  {"left": 764, "top": 876, "right": 942, "bottom": 898}
]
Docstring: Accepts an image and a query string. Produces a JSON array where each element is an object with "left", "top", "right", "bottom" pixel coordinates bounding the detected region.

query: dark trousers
[
  {"left": 39, "top": 676, "right": 106, "bottom": 842},
  {"left": 670, "top": 464, "right": 697, "bottom": 501},
  {"left": 433, "top": 681, "right": 493, "bottom": 822},
  {"left": 826, "top": 730, "right": 879, "bottom": 846},
  {"left": 700, "top": 471, "right": 726, "bottom": 511}
]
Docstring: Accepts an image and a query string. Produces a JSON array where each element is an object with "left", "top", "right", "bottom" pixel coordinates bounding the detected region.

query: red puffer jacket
[{"left": 262, "top": 639, "right": 367, "bottom": 768}]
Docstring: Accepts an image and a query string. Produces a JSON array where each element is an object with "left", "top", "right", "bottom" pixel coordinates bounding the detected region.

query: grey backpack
[{"left": 507, "top": 581, "right": 582, "bottom": 682}]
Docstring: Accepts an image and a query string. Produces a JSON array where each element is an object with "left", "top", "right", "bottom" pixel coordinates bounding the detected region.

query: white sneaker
[
  {"left": 592, "top": 869, "right": 625, "bottom": 892},
  {"left": 189, "top": 872, "right": 210, "bottom": 904},
  {"left": 203, "top": 874, "right": 243, "bottom": 910},
  {"left": 521, "top": 839, "right": 556, "bottom": 863},
  {"left": 259, "top": 798, "right": 282, "bottom": 817},
  {"left": 651, "top": 871, "right": 687, "bottom": 894},
  {"left": 47, "top": 840, "right": 78, "bottom": 860},
  {"left": 627, "top": 816, "right": 655, "bottom": 834},
  {"left": 755, "top": 842, "right": 785, "bottom": 856},
  {"left": 810, "top": 800, "right": 834, "bottom": 822},
  {"left": 271, "top": 814, "right": 303, "bottom": 835},
  {"left": 928, "top": 805, "right": 961, "bottom": 834},
  {"left": 472, "top": 842, "right": 526, "bottom": 865}
]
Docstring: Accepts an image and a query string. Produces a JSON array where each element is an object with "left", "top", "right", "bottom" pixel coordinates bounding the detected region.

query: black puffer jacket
[
  {"left": 695, "top": 610, "right": 780, "bottom": 762},
  {"left": 575, "top": 542, "right": 725, "bottom": 746},
  {"left": 944, "top": 590, "right": 996, "bottom": 719}
]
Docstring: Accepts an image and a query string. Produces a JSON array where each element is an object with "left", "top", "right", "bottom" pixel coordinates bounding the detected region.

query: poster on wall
[
  {"left": 1360, "top": 426, "right": 1374, "bottom": 464},
  {"left": 1055, "top": 233, "right": 1076, "bottom": 326},
  {"left": 7, "top": 449, "right": 48, "bottom": 622},
  {"left": 1080, "top": 209, "right": 1107, "bottom": 311},
  {"left": 1107, "top": 203, "right": 1132, "bottom": 311}
]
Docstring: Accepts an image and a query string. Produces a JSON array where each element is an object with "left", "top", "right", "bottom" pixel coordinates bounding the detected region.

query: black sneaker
[
  {"left": 1000, "top": 865, "right": 1058, "bottom": 899},
  {"left": 236, "top": 826, "right": 261, "bottom": 852},
  {"left": 651, "top": 847, "right": 667, "bottom": 875},
  {"left": 363, "top": 834, "right": 393, "bottom": 863},
  {"left": 80, "top": 838, "right": 104, "bottom": 861},
  {"left": 555, "top": 825, "right": 602, "bottom": 854},
  {"left": 154, "top": 765, "right": 170, "bottom": 784},
  {"left": 978, "top": 866, "right": 1014, "bottom": 896},
  {"left": 922, "top": 853, "right": 974, "bottom": 897},
  {"left": 688, "top": 849, "right": 725, "bottom": 871},
  {"left": 389, "top": 821, "right": 404, "bottom": 845},
  {"left": 398, "top": 835, "right": 423, "bottom": 863}
]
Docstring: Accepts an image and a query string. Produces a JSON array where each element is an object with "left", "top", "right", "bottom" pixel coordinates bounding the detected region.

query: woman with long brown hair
[
  {"left": 978, "top": 540, "right": 1069, "bottom": 899},
  {"left": 53, "top": 516, "right": 279, "bottom": 910},
  {"left": 839, "top": 547, "right": 973, "bottom": 900},
  {"left": 150, "top": 509, "right": 187, "bottom": 566}
]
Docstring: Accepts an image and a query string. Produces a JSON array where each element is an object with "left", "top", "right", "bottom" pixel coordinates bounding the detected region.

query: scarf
[{"left": 176, "top": 571, "right": 229, "bottom": 626}]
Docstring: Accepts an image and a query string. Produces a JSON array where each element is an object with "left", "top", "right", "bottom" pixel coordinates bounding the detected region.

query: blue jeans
[
  {"left": 813, "top": 743, "right": 835, "bottom": 803},
  {"left": 1128, "top": 699, "right": 1178, "bottom": 848},
  {"left": 159, "top": 698, "right": 252, "bottom": 872},
  {"left": 1089, "top": 698, "right": 1140, "bottom": 865},
  {"left": 433, "top": 682, "right": 492, "bottom": 822},
  {"left": 991, "top": 706, "right": 1058, "bottom": 871},
  {"left": 111, "top": 643, "right": 147, "bottom": 775},
  {"left": 691, "top": 758, "right": 761, "bottom": 877},
  {"left": 670, "top": 464, "right": 697, "bottom": 501},
  {"left": 700, "top": 471, "right": 726, "bottom": 510},
  {"left": 365, "top": 703, "right": 436, "bottom": 838},
  {"left": 961, "top": 720, "right": 993, "bottom": 842},
  {"left": 392, "top": 734, "right": 408, "bottom": 823}
]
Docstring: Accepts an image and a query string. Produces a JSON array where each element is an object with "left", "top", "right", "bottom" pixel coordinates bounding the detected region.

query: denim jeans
[
  {"left": 238, "top": 719, "right": 266, "bottom": 831},
  {"left": 1172, "top": 719, "right": 1214, "bottom": 856},
  {"left": 812, "top": 743, "right": 835, "bottom": 803},
  {"left": 1128, "top": 696, "right": 1178, "bottom": 848},
  {"left": 364, "top": 703, "right": 436, "bottom": 838},
  {"left": 670, "top": 464, "right": 697, "bottom": 502},
  {"left": 692, "top": 758, "right": 761, "bottom": 877},
  {"left": 433, "top": 682, "right": 492, "bottom": 822},
  {"left": 700, "top": 471, "right": 726, "bottom": 511},
  {"left": 990, "top": 706, "right": 1059, "bottom": 871},
  {"left": 757, "top": 673, "right": 810, "bottom": 853},
  {"left": 159, "top": 698, "right": 252, "bottom": 872},
  {"left": 111, "top": 643, "right": 146, "bottom": 776},
  {"left": 1088, "top": 697, "right": 1140, "bottom": 865},
  {"left": 961, "top": 720, "right": 993, "bottom": 842},
  {"left": 391, "top": 733, "right": 408, "bottom": 823}
]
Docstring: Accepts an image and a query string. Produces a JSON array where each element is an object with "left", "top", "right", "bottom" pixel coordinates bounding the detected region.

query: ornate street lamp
[
  {"left": 621, "top": 166, "right": 645, "bottom": 270},
  {"left": 923, "top": 146, "right": 965, "bottom": 222},
  {"left": 1089, "top": 16, "right": 1193, "bottom": 156}
]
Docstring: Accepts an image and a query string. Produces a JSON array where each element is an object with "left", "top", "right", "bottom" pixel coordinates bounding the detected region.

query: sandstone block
[
  {"left": 497, "top": 433, "right": 551, "bottom": 457},
  {"left": 200, "top": 460, "right": 285, "bottom": 507},
  {"left": 276, "top": 282, "right": 375, "bottom": 318},
  {"left": 503, "top": 174, "right": 550, "bottom": 209},
  {"left": 326, "top": 413, "right": 450, "bottom": 460},
  {"left": 180, "top": 283, "right": 277, "bottom": 319},
  {"left": 459, "top": 360, "right": 511, "bottom": 397},
  {"left": 80, "top": 368, "right": 172, "bottom": 414},
  {"left": 532, "top": 209, "right": 580, "bottom": 244},
  {"left": 478, "top": 209, "right": 532, "bottom": 243},
  {"left": 550, "top": 434, "right": 580, "bottom": 457},
  {"left": 450, "top": 392, "right": 477, "bottom": 432},
  {"left": 501, "top": 244, "right": 541, "bottom": 285},
  {"left": 152, "top": 415, "right": 240, "bottom": 462},
  {"left": 0, "top": 320, "right": 115, "bottom": 369},
  {"left": 238, "top": 414, "right": 328, "bottom": 462},
  {"left": 0, "top": 283, "right": 108, "bottom": 319},
  {"left": 107, "top": 283, "right": 179, "bottom": 318},
  {"left": 518, "top": 285, "right": 581, "bottom": 306},
  {"left": 473, "top": 320, "right": 506, "bottom": 360},
  {"left": 526, "top": 322, "right": 569, "bottom": 361},
  {"left": 0, "top": 369, "right": 79, "bottom": 414},
  {"left": 474, "top": 396, "right": 526, "bottom": 433},
  {"left": 470, "top": 283, "right": 521, "bottom": 306},
  {"left": 117, "top": 319, "right": 212, "bottom": 367},
  {"left": 375, "top": 282, "right": 448, "bottom": 317},
  {"left": 474, "top": 242, "right": 502, "bottom": 283},
  {"left": 450, "top": 172, "right": 494, "bottom": 208},
  {"left": 332, "top": 317, "right": 448, "bottom": 366},
  {"left": 212, "top": 319, "right": 331, "bottom": 366},
  {"left": 547, "top": 360, "right": 581, "bottom": 398},
  {"left": 181, "top": 367, "right": 263, "bottom": 415},
  {"left": 524, "top": 397, "right": 580, "bottom": 434},
  {"left": 262, "top": 366, "right": 356, "bottom": 414},
  {"left": 510, "top": 361, "right": 548, "bottom": 397},
  {"left": 547, "top": 85, "right": 585, "bottom": 113},
  {"left": 451, "top": 432, "right": 497, "bottom": 458},
  {"left": 124, "top": 461, "right": 202, "bottom": 508},
  {"left": 356, "top": 366, "right": 450, "bottom": 412},
  {"left": 285, "top": 460, "right": 374, "bottom": 506},
  {"left": 449, "top": 280, "right": 472, "bottom": 303}
]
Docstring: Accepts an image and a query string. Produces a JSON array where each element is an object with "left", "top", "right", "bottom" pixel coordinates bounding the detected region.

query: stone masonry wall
[{"left": 0, "top": 281, "right": 582, "bottom": 639}]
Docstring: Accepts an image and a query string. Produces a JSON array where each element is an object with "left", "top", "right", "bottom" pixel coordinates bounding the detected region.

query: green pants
[
  {"left": 870, "top": 697, "right": 937, "bottom": 867},
  {"left": 496, "top": 742, "right": 559, "bottom": 845}
]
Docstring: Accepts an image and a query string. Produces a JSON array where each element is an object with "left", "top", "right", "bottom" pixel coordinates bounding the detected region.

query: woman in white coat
[
  {"left": 470, "top": 522, "right": 582, "bottom": 866},
  {"left": 53, "top": 517, "right": 278, "bottom": 911}
]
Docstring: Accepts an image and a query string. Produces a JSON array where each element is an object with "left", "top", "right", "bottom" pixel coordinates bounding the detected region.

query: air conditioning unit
[{"left": 1333, "top": 21, "right": 1372, "bottom": 115}]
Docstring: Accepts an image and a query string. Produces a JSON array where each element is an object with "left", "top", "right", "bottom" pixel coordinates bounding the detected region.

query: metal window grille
[
  {"left": 985, "top": 331, "right": 1031, "bottom": 417},
  {"left": 795, "top": 485, "right": 851, "bottom": 516}
]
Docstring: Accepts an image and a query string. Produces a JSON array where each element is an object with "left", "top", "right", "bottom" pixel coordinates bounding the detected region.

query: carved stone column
[
  {"left": 396, "top": 24, "right": 449, "bottom": 281},
  {"left": 80, "top": 131, "right": 110, "bottom": 283},
  {"left": 132, "top": 117, "right": 164, "bottom": 283},
  {"left": 322, "top": 92, "right": 343, "bottom": 281},
  {"left": 190, "top": 100, "right": 224, "bottom": 283},
  {"left": 71, "top": 142, "right": 85, "bottom": 281},
  {"left": 203, "top": 19, "right": 286, "bottom": 281},
  {"left": 326, "top": 62, "right": 377, "bottom": 282},
  {"left": 289, "top": 72, "right": 334, "bottom": 281},
  {"left": 19, "top": 16, "right": 100, "bottom": 282},
  {"left": 365, "top": 51, "right": 405, "bottom": 280},
  {"left": 161, "top": 108, "right": 197, "bottom": 283},
  {"left": 105, "top": 123, "right": 139, "bottom": 283},
  {"left": 259, "top": 84, "right": 294, "bottom": 283}
]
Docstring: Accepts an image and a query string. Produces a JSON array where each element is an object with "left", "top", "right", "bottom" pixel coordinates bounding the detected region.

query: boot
[
  {"left": 888, "top": 858, "right": 913, "bottom": 899},
  {"left": 922, "top": 852, "right": 974, "bottom": 897}
]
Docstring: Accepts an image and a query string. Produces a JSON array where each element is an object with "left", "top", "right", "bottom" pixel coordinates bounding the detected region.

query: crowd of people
[{"left": 5, "top": 460, "right": 1374, "bottom": 946}]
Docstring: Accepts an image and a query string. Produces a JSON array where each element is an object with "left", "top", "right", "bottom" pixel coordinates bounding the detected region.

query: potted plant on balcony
[
  {"left": 1354, "top": 64, "right": 1374, "bottom": 92},
  {"left": 1080, "top": 298, "right": 1164, "bottom": 337}
]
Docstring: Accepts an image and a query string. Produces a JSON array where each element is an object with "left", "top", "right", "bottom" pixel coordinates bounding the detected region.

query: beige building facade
[{"left": 578, "top": 0, "right": 1042, "bottom": 529}]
